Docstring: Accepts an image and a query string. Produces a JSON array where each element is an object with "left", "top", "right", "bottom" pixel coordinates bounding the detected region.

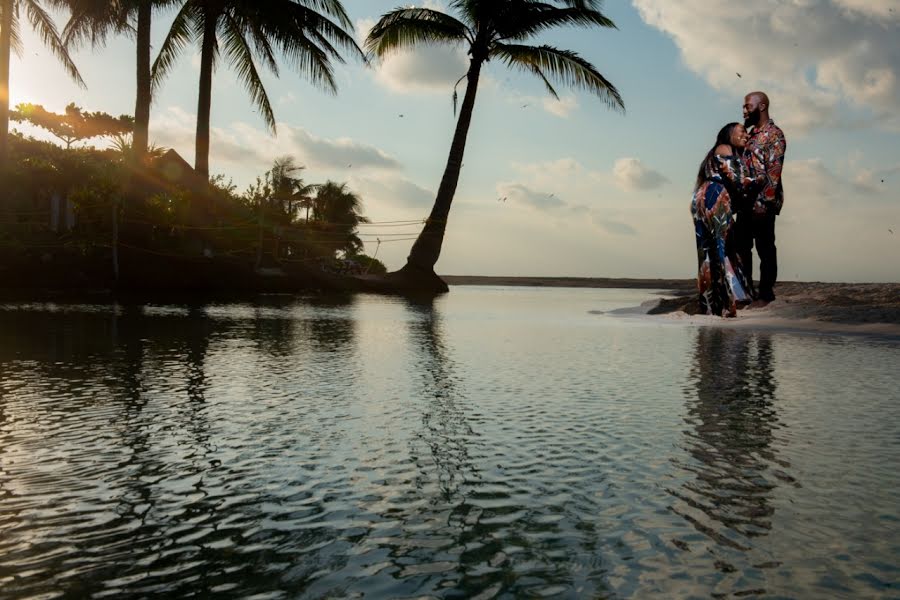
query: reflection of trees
[
  {"left": 670, "top": 328, "right": 790, "bottom": 554},
  {"left": 305, "top": 294, "right": 357, "bottom": 355},
  {"left": 404, "top": 296, "right": 475, "bottom": 502}
]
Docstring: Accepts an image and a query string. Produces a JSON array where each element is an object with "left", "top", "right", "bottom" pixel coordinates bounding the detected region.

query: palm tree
[
  {"left": 366, "top": 0, "right": 624, "bottom": 289},
  {"left": 269, "top": 154, "right": 316, "bottom": 224},
  {"left": 1, "top": 0, "right": 84, "bottom": 164},
  {"left": 313, "top": 180, "right": 369, "bottom": 256},
  {"left": 151, "top": 0, "right": 364, "bottom": 179},
  {"left": 63, "top": 0, "right": 181, "bottom": 164}
]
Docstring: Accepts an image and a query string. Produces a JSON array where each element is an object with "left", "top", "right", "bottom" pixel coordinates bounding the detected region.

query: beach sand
[
  {"left": 444, "top": 276, "right": 900, "bottom": 336},
  {"left": 650, "top": 282, "right": 900, "bottom": 337}
]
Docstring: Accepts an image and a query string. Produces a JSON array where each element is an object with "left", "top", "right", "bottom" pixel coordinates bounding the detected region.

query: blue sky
[{"left": 9, "top": 0, "right": 900, "bottom": 281}]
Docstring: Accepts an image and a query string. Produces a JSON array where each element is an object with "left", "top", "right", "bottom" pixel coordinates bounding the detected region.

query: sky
[{"left": 8, "top": 0, "right": 900, "bottom": 281}]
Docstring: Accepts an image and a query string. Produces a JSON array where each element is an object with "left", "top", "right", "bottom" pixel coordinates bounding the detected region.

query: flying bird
[
  {"left": 736, "top": 72, "right": 742, "bottom": 78},
  {"left": 890, "top": 229, "right": 895, "bottom": 234}
]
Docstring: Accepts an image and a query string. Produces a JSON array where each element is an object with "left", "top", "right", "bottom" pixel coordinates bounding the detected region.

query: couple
[{"left": 691, "top": 91, "right": 786, "bottom": 317}]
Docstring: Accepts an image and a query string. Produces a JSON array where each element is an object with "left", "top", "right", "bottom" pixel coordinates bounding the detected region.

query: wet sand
[{"left": 444, "top": 276, "right": 900, "bottom": 335}]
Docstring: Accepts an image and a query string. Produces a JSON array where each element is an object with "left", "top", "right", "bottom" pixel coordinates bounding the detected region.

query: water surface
[{"left": 0, "top": 287, "right": 897, "bottom": 598}]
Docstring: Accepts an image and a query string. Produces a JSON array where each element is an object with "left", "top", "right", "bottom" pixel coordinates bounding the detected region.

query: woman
[{"left": 691, "top": 123, "right": 764, "bottom": 317}]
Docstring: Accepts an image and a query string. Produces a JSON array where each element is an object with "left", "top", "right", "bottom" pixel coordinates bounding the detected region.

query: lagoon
[{"left": 0, "top": 287, "right": 897, "bottom": 598}]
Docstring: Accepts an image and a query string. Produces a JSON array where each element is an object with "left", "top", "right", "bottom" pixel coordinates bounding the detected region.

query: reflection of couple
[{"left": 691, "top": 92, "right": 786, "bottom": 317}]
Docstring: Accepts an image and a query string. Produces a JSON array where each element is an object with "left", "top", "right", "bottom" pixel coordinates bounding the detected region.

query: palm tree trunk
[
  {"left": 195, "top": 11, "right": 218, "bottom": 178},
  {"left": 133, "top": 0, "right": 152, "bottom": 163},
  {"left": 0, "top": 0, "right": 13, "bottom": 166},
  {"left": 405, "top": 58, "right": 483, "bottom": 273}
]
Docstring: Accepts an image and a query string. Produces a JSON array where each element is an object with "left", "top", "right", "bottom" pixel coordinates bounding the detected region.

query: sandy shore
[
  {"left": 445, "top": 276, "right": 900, "bottom": 336},
  {"left": 642, "top": 282, "right": 900, "bottom": 337}
]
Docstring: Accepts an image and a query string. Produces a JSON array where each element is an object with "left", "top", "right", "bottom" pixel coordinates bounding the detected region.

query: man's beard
[{"left": 744, "top": 108, "right": 761, "bottom": 128}]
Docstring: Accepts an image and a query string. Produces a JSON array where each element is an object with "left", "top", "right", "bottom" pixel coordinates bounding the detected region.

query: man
[{"left": 736, "top": 91, "right": 786, "bottom": 305}]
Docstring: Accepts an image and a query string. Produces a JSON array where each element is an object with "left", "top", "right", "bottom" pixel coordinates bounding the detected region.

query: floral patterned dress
[{"left": 691, "top": 153, "right": 764, "bottom": 317}]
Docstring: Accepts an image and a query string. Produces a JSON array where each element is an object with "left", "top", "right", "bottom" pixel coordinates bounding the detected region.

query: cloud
[
  {"left": 350, "top": 174, "right": 434, "bottom": 210},
  {"left": 357, "top": 5, "right": 469, "bottom": 95},
  {"left": 632, "top": 0, "right": 900, "bottom": 133},
  {"left": 594, "top": 218, "right": 638, "bottom": 236},
  {"left": 509, "top": 94, "right": 580, "bottom": 118},
  {"left": 150, "top": 106, "right": 401, "bottom": 173},
  {"left": 497, "top": 160, "right": 640, "bottom": 236},
  {"left": 612, "top": 157, "right": 669, "bottom": 191},
  {"left": 497, "top": 183, "right": 567, "bottom": 211}
]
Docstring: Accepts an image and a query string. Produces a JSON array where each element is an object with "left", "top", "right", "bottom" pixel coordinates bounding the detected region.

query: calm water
[{"left": 0, "top": 287, "right": 898, "bottom": 599}]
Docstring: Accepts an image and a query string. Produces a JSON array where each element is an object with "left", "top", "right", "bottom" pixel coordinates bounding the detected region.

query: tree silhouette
[
  {"left": 62, "top": 0, "right": 182, "bottom": 163},
  {"left": 151, "top": 0, "right": 364, "bottom": 178},
  {"left": 1, "top": 0, "right": 85, "bottom": 164},
  {"left": 313, "top": 180, "right": 369, "bottom": 256},
  {"left": 12, "top": 102, "right": 133, "bottom": 148},
  {"left": 366, "top": 0, "right": 624, "bottom": 290}
]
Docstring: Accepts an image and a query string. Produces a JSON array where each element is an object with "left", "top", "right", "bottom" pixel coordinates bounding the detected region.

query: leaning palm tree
[
  {"left": 366, "top": 0, "right": 624, "bottom": 290},
  {"left": 63, "top": 0, "right": 182, "bottom": 164},
  {"left": 0, "top": 0, "right": 84, "bottom": 164},
  {"left": 152, "top": 0, "right": 364, "bottom": 178}
]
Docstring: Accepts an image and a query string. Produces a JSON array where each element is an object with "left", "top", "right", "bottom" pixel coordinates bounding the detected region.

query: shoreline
[
  {"left": 442, "top": 275, "right": 695, "bottom": 291},
  {"left": 444, "top": 276, "right": 900, "bottom": 335}
]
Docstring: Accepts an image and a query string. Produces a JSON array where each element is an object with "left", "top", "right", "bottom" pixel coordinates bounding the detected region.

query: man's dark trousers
[{"left": 734, "top": 210, "right": 777, "bottom": 301}]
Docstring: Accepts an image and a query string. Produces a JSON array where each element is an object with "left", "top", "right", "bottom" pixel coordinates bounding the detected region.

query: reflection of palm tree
[
  {"left": 1, "top": 0, "right": 85, "bottom": 163},
  {"left": 151, "top": 0, "right": 363, "bottom": 178},
  {"left": 365, "top": 0, "right": 624, "bottom": 288},
  {"left": 404, "top": 296, "right": 475, "bottom": 501},
  {"left": 670, "top": 328, "right": 790, "bottom": 556}
]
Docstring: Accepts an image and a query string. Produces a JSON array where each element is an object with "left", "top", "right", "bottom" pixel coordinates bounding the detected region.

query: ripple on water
[{"left": 0, "top": 293, "right": 898, "bottom": 598}]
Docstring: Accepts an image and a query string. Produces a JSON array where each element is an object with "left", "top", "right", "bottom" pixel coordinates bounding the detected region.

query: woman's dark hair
[{"left": 695, "top": 122, "right": 740, "bottom": 190}]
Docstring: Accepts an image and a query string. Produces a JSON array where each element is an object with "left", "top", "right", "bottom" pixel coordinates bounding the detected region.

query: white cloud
[
  {"left": 496, "top": 183, "right": 566, "bottom": 211},
  {"left": 497, "top": 159, "right": 642, "bottom": 236},
  {"left": 150, "top": 106, "right": 402, "bottom": 174},
  {"left": 374, "top": 45, "right": 469, "bottom": 94},
  {"left": 543, "top": 96, "right": 579, "bottom": 118},
  {"left": 612, "top": 157, "right": 669, "bottom": 191},
  {"left": 350, "top": 173, "right": 434, "bottom": 210},
  {"left": 357, "top": 5, "right": 469, "bottom": 95},
  {"left": 632, "top": 0, "right": 900, "bottom": 133}
]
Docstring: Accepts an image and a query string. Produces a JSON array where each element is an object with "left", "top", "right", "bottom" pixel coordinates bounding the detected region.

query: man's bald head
[
  {"left": 747, "top": 91, "right": 770, "bottom": 107},
  {"left": 743, "top": 91, "right": 770, "bottom": 128}
]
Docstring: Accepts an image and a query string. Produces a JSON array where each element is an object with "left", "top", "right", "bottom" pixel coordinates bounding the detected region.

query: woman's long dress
[{"left": 691, "top": 153, "right": 763, "bottom": 317}]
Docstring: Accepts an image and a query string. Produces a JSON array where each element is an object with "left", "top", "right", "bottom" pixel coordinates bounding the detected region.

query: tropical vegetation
[
  {"left": 150, "top": 0, "right": 365, "bottom": 177},
  {"left": 0, "top": 0, "right": 626, "bottom": 294},
  {"left": 1, "top": 0, "right": 84, "bottom": 163}
]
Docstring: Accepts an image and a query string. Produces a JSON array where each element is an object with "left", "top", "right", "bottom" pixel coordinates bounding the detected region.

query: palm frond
[
  {"left": 292, "top": 0, "right": 353, "bottom": 30},
  {"left": 23, "top": 0, "right": 86, "bottom": 87},
  {"left": 497, "top": 5, "right": 615, "bottom": 41},
  {"left": 365, "top": 7, "right": 469, "bottom": 59},
  {"left": 221, "top": 11, "right": 276, "bottom": 132},
  {"left": 9, "top": 16, "right": 23, "bottom": 56},
  {"left": 62, "top": 0, "right": 131, "bottom": 49},
  {"left": 492, "top": 42, "right": 624, "bottom": 111},
  {"left": 150, "top": 1, "right": 196, "bottom": 92}
]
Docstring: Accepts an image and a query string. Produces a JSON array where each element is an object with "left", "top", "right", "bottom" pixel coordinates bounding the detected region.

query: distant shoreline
[{"left": 442, "top": 275, "right": 695, "bottom": 292}]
